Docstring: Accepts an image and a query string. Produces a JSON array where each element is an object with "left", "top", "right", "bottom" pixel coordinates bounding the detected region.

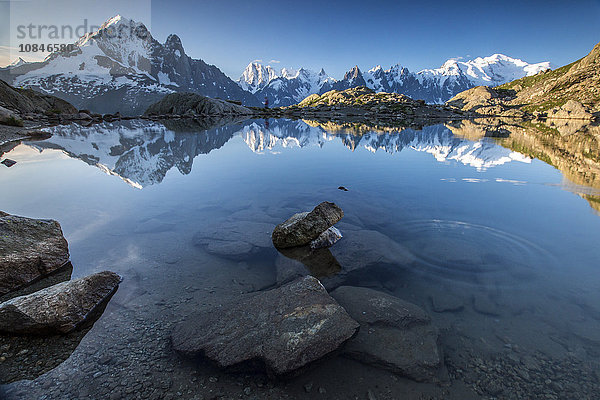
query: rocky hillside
[
  {"left": 447, "top": 40, "right": 600, "bottom": 119},
  {"left": 498, "top": 41, "right": 600, "bottom": 113},
  {"left": 0, "top": 79, "right": 76, "bottom": 117}
]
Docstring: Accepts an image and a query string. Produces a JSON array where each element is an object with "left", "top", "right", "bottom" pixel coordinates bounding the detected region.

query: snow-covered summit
[
  {"left": 237, "top": 61, "right": 336, "bottom": 106},
  {"left": 418, "top": 54, "right": 551, "bottom": 87},
  {"left": 0, "top": 15, "right": 259, "bottom": 114}
]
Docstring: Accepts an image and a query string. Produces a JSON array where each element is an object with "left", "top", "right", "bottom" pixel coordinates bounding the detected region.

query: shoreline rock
[
  {"left": 0, "top": 212, "right": 70, "bottom": 296},
  {"left": 331, "top": 286, "right": 444, "bottom": 382},
  {"left": 0, "top": 271, "right": 121, "bottom": 335},
  {"left": 171, "top": 276, "right": 359, "bottom": 376}
]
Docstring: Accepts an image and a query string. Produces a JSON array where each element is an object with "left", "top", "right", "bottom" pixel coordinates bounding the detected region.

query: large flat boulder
[
  {"left": 171, "top": 276, "right": 359, "bottom": 376},
  {"left": 0, "top": 212, "right": 70, "bottom": 295},
  {"left": 145, "top": 92, "right": 252, "bottom": 116},
  {"left": 331, "top": 286, "right": 443, "bottom": 382},
  {"left": 272, "top": 202, "right": 344, "bottom": 248},
  {"left": 0, "top": 271, "right": 121, "bottom": 334}
]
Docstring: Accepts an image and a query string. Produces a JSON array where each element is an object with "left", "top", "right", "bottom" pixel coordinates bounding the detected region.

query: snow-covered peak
[
  {"left": 281, "top": 67, "right": 299, "bottom": 79},
  {"left": 103, "top": 14, "right": 124, "bottom": 28},
  {"left": 418, "top": 54, "right": 551, "bottom": 86},
  {"left": 238, "top": 62, "right": 280, "bottom": 93}
]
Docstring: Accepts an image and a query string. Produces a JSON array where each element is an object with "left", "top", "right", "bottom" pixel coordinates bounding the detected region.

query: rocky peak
[
  {"left": 345, "top": 65, "right": 363, "bottom": 81},
  {"left": 165, "top": 34, "right": 183, "bottom": 51}
]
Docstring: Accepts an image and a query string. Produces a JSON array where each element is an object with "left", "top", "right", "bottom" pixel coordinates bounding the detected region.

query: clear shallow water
[{"left": 1, "top": 118, "right": 599, "bottom": 399}]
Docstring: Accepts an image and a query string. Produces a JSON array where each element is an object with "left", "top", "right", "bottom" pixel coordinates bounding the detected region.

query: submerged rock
[
  {"left": 0, "top": 212, "right": 70, "bottom": 296},
  {"left": 171, "top": 276, "right": 359, "bottom": 376},
  {"left": 331, "top": 286, "right": 443, "bottom": 382},
  {"left": 329, "top": 229, "right": 414, "bottom": 275},
  {"left": 272, "top": 202, "right": 344, "bottom": 248},
  {"left": 0, "top": 271, "right": 120, "bottom": 334},
  {"left": 192, "top": 220, "right": 274, "bottom": 260}
]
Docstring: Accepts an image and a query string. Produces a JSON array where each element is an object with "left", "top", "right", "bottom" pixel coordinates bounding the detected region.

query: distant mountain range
[
  {"left": 238, "top": 55, "right": 551, "bottom": 106},
  {"left": 0, "top": 14, "right": 550, "bottom": 114}
]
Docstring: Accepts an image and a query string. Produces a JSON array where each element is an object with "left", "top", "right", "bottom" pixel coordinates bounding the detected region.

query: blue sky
[
  {"left": 2, "top": 0, "right": 599, "bottom": 79},
  {"left": 148, "top": 0, "right": 600, "bottom": 79}
]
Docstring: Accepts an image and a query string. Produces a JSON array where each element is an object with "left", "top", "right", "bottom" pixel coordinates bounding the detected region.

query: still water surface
[{"left": 1, "top": 118, "right": 599, "bottom": 399}]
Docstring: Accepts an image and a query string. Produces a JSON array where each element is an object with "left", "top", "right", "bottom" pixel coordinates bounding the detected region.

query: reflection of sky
[{"left": 2, "top": 119, "right": 600, "bottom": 294}]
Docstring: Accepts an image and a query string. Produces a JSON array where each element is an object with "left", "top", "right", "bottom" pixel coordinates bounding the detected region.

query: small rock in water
[
  {"left": 338, "top": 186, "right": 348, "bottom": 191},
  {"left": 1, "top": 159, "right": 16, "bottom": 167},
  {"left": 171, "top": 276, "right": 359, "bottom": 376},
  {"left": 310, "top": 226, "right": 342, "bottom": 249},
  {"left": 272, "top": 202, "right": 344, "bottom": 248}
]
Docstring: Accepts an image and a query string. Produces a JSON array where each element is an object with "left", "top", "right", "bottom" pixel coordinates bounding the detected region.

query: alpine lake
[{"left": 1, "top": 116, "right": 599, "bottom": 400}]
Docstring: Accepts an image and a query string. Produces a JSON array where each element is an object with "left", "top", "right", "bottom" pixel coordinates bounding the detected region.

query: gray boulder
[
  {"left": 0, "top": 271, "right": 121, "bottom": 334},
  {"left": 0, "top": 105, "right": 22, "bottom": 126},
  {"left": 145, "top": 92, "right": 252, "bottom": 116},
  {"left": 272, "top": 202, "right": 344, "bottom": 248},
  {"left": 0, "top": 212, "right": 70, "bottom": 295},
  {"left": 331, "top": 286, "right": 443, "bottom": 382},
  {"left": 548, "top": 100, "right": 596, "bottom": 120},
  {"left": 171, "top": 276, "right": 359, "bottom": 376}
]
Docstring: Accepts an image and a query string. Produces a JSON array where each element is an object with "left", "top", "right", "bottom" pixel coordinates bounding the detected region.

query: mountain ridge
[
  {"left": 238, "top": 55, "right": 550, "bottom": 106},
  {"left": 0, "top": 15, "right": 260, "bottom": 115}
]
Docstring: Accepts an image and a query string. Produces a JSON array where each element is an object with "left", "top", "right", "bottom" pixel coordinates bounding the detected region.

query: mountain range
[
  {"left": 238, "top": 55, "right": 551, "bottom": 106},
  {"left": 0, "top": 16, "right": 260, "bottom": 115},
  {"left": 0, "top": 14, "right": 550, "bottom": 114}
]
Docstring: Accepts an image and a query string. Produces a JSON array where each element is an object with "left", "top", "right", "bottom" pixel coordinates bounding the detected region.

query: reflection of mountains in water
[
  {"left": 30, "top": 118, "right": 533, "bottom": 188},
  {"left": 241, "top": 119, "right": 530, "bottom": 170},
  {"left": 32, "top": 118, "right": 247, "bottom": 188},
  {"left": 447, "top": 118, "right": 600, "bottom": 214}
]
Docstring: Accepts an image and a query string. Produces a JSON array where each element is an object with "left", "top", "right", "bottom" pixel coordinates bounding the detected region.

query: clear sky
[{"left": 2, "top": 0, "right": 599, "bottom": 80}]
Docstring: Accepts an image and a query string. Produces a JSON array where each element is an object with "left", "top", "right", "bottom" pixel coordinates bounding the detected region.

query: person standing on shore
[{"left": 264, "top": 96, "right": 269, "bottom": 109}]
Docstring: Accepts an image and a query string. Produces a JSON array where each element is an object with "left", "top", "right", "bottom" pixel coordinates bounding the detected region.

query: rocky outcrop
[
  {"left": 0, "top": 212, "right": 70, "bottom": 295},
  {"left": 331, "top": 286, "right": 443, "bottom": 382},
  {"left": 547, "top": 100, "right": 596, "bottom": 120},
  {"left": 0, "top": 271, "right": 121, "bottom": 334},
  {"left": 171, "top": 276, "right": 359, "bottom": 376},
  {"left": 145, "top": 93, "right": 252, "bottom": 116},
  {"left": 0, "top": 105, "right": 22, "bottom": 126},
  {"left": 272, "top": 202, "right": 344, "bottom": 248},
  {"left": 0, "top": 79, "right": 77, "bottom": 117},
  {"left": 287, "top": 86, "right": 463, "bottom": 120},
  {"left": 445, "top": 86, "right": 528, "bottom": 118}
]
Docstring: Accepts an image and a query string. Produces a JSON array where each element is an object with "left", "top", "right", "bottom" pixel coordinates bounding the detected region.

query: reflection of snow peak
[
  {"left": 29, "top": 119, "right": 531, "bottom": 188},
  {"left": 241, "top": 121, "right": 531, "bottom": 171}
]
